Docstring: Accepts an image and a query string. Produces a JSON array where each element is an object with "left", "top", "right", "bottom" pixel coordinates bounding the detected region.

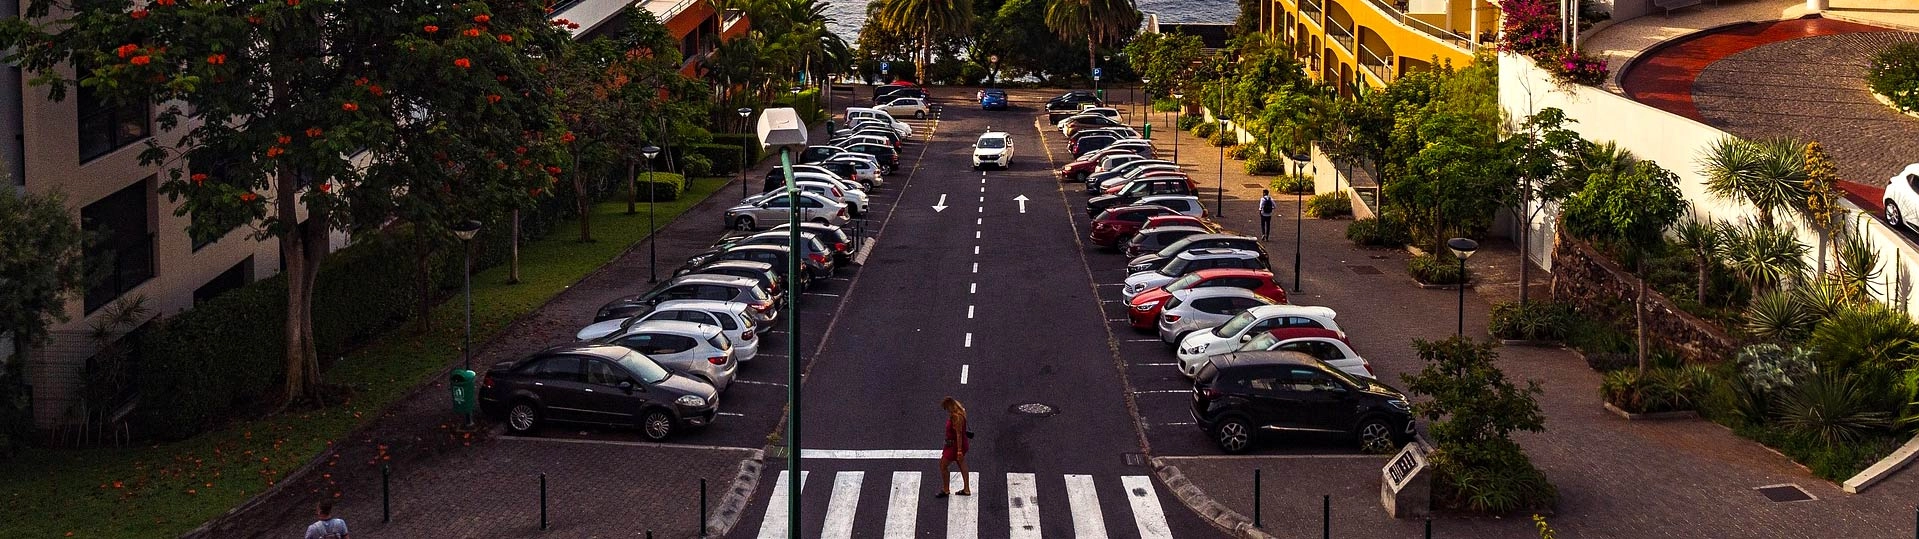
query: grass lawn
[{"left": 0, "top": 177, "right": 728, "bottom": 538}]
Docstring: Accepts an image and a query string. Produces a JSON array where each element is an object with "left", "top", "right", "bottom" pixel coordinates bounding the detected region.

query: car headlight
[
  {"left": 1388, "top": 399, "right": 1411, "bottom": 412},
  {"left": 677, "top": 395, "right": 708, "bottom": 407},
  {"left": 1132, "top": 301, "right": 1160, "bottom": 312}
]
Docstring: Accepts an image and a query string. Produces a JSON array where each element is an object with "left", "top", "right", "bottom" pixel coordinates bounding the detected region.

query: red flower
[
  {"left": 265, "top": 147, "right": 285, "bottom": 158},
  {"left": 550, "top": 19, "right": 570, "bottom": 26},
  {"left": 276, "top": 135, "right": 292, "bottom": 144},
  {"left": 246, "top": 15, "right": 264, "bottom": 25},
  {"left": 472, "top": 14, "right": 490, "bottom": 23},
  {"left": 354, "top": 77, "right": 368, "bottom": 86},
  {"left": 486, "top": 94, "right": 502, "bottom": 104},
  {"left": 497, "top": 34, "right": 513, "bottom": 43},
  {"left": 341, "top": 102, "right": 359, "bottom": 111},
  {"left": 240, "top": 192, "right": 259, "bottom": 202},
  {"left": 514, "top": 146, "right": 527, "bottom": 154},
  {"left": 190, "top": 173, "right": 207, "bottom": 185},
  {"left": 156, "top": 0, "right": 175, "bottom": 5},
  {"left": 453, "top": 58, "right": 471, "bottom": 69},
  {"left": 305, "top": 127, "right": 323, "bottom": 138},
  {"left": 496, "top": 161, "right": 509, "bottom": 170},
  {"left": 368, "top": 84, "right": 384, "bottom": 96},
  {"left": 130, "top": 55, "right": 151, "bottom": 66},
  {"left": 529, "top": 187, "right": 543, "bottom": 196},
  {"left": 545, "top": 166, "right": 562, "bottom": 175},
  {"left": 561, "top": 132, "right": 576, "bottom": 142},
  {"left": 317, "top": 182, "right": 331, "bottom": 193},
  {"left": 496, "top": 75, "right": 509, "bottom": 82},
  {"left": 207, "top": 53, "right": 227, "bottom": 65},
  {"left": 423, "top": 25, "right": 439, "bottom": 33},
  {"left": 463, "top": 28, "right": 482, "bottom": 38},
  {"left": 567, "top": 22, "right": 580, "bottom": 29},
  {"left": 285, "top": 0, "right": 299, "bottom": 6},
  {"left": 116, "top": 44, "right": 138, "bottom": 59},
  {"left": 130, "top": 9, "right": 149, "bottom": 19}
]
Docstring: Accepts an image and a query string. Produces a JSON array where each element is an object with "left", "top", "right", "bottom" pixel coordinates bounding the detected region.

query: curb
[
  {"left": 1153, "top": 458, "right": 1279, "bottom": 539},
  {"left": 1602, "top": 401, "right": 1700, "bottom": 421},
  {"left": 707, "top": 449, "right": 767, "bottom": 537}
]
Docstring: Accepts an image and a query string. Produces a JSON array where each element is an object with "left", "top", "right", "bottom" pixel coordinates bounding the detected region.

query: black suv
[
  {"left": 1191, "top": 351, "right": 1415, "bottom": 453},
  {"left": 1128, "top": 234, "right": 1268, "bottom": 273},
  {"left": 1046, "top": 91, "right": 1103, "bottom": 112},
  {"left": 480, "top": 344, "right": 720, "bottom": 441}
]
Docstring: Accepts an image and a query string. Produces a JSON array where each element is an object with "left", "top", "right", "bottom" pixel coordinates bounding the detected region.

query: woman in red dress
[{"left": 937, "top": 396, "right": 972, "bottom": 497}]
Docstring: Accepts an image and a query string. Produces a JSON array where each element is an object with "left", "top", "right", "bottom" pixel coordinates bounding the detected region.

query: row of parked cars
[
  {"left": 478, "top": 103, "right": 916, "bottom": 442},
  {"left": 1041, "top": 91, "right": 1418, "bottom": 454}
]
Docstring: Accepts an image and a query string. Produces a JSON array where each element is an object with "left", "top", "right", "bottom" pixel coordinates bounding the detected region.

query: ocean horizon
[{"left": 821, "top": 0, "right": 1239, "bottom": 43}]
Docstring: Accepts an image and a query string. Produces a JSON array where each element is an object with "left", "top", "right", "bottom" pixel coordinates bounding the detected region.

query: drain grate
[
  {"left": 1755, "top": 484, "right": 1815, "bottom": 503},
  {"left": 1348, "top": 265, "right": 1383, "bottom": 275},
  {"left": 1123, "top": 453, "right": 1147, "bottom": 467},
  {"left": 1012, "top": 403, "right": 1058, "bottom": 416}
]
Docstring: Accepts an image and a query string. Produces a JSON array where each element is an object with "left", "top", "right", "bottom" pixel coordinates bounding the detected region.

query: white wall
[{"left": 1499, "top": 52, "right": 1918, "bottom": 316}]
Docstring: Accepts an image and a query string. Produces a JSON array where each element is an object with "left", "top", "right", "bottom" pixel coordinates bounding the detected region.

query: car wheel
[
  {"left": 1171, "top": 331, "right": 1193, "bottom": 349},
  {"left": 641, "top": 409, "right": 676, "bottom": 441},
  {"left": 811, "top": 217, "right": 831, "bottom": 225},
  {"left": 1888, "top": 201, "right": 1905, "bottom": 228},
  {"left": 914, "top": 110, "right": 926, "bottom": 119},
  {"left": 1075, "top": 171, "right": 1089, "bottom": 183},
  {"left": 734, "top": 216, "right": 756, "bottom": 231},
  {"left": 1214, "top": 416, "right": 1254, "bottom": 454},
  {"left": 1356, "top": 417, "right": 1397, "bottom": 453},
  {"left": 506, "top": 400, "right": 542, "bottom": 435}
]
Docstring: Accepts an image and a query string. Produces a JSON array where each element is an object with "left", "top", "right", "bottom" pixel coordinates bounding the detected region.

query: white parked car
[
  {"left": 577, "top": 300, "right": 761, "bottom": 361},
  {"left": 1122, "top": 248, "right": 1267, "bottom": 299},
  {"left": 972, "top": 131, "right": 1014, "bottom": 170},
  {"left": 1137, "top": 194, "right": 1206, "bottom": 218},
  {"left": 1174, "top": 304, "right": 1342, "bottom": 367},
  {"left": 723, "top": 190, "right": 849, "bottom": 230},
  {"left": 592, "top": 320, "right": 738, "bottom": 391},
  {"left": 1229, "top": 327, "right": 1376, "bottom": 379},
  {"left": 1156, "top": 287, "right": 1279, "bottom": 344},
  {"left": 1883, "top": 163, "right": 1919, "bottom": 230},
  {"left": 846, "top": 107, "right": 912, "bottom": 137},
  {"left": 825, "top": 155, "right": 883, "bottom": 187},
  {"left": 878, "top": 97, "right": 930, "bottom": 119}
]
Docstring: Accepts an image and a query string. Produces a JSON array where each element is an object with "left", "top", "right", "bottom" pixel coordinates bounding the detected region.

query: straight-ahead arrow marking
[
  {"left": 1014, "top": 195, "right": 1030, "bottom": 214},
  {"left": 932, "top": 193, "right": 948, "bottom": 212}
]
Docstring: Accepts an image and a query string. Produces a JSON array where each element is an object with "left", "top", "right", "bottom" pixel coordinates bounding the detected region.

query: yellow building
[{"left": 1259, "top": 0, "right": 1496, "bottom": 91}]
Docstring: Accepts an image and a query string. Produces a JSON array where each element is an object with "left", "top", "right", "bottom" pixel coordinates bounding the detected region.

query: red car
[
  {"left": 1056, "top": 157, "right": 1101, "bottom": 183},
  {"left": 1126, "top": 268, "right": 1289, "bottom": 329},
  {"left": 1089, "top": 205, "right": 1179, "bottom": 248}
]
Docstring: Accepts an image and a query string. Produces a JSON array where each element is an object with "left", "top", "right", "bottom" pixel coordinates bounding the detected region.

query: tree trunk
[
  {"left": 1696, "top": 255, "right": 1708, "bottom": 305},
  {"left": 1519, "top": 206, "right": 1533, "bottom": 306},
  {"left": 509, "top": 208, "right": 521, "bottom": 284},
  {"left": 414, "top": 226, "right": 435, "bottom": 334},
  {"left": 1636, "top": 257, "right": 1648, "bottom": 376},
  {"left": 626, "top": 159, "right": 638, "bottom": 215}
]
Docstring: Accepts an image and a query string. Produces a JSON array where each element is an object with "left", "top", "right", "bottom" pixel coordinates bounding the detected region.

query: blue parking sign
[
  {"left": 880, "top": 61, "right": 891, "bottom": 74},
  {"left": 1093, "top": 67, "right": 1103, "bottom": 79}
]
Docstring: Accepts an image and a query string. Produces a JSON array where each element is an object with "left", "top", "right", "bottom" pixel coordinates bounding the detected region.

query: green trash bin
[
  {"left": 450, "top": 369, "right": 477, "bottom": 416},
  {"left": 1142, "top": 122, "right": 1152, "bottom": 140},
  {"left": 826, "top": 119, "right": 837, "bottom": 135}
]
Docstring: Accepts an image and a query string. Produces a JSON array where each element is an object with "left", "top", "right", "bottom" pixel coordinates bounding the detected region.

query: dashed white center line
[
  {"left": 975, "top": 231, "right": 981, "bottom": 239},
  {"left": 976, "top": 217, "right": 982, "bottom": 225},
  {"left": 964, "top": 333, "right": 973, "bottom": 347},
  {"left": 979, "top": 196, "right": 985, "bottom": 203},
  {"left": 976, "top": 206, "right": 982, "bottom": 213},
  {"left": 968, "top": 305, "right": 975, "bottom": 318},
  {"left": 960, "top": 364, "right": 970, "bottom": 384},
  {"left": 973, "top": 245, "right": 980, "bottom": 255},
  {"left": 980, "top": 186, "right": 986, "bottom": 193},
  {"left": 970, "top": 283, "right": 977, "bottom": 294},
  {"left": 971, "top": 262, "right": 978, "bottom": 273}
]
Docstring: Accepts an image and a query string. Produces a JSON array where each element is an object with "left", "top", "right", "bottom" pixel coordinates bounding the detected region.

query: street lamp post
[
  {"left": 756, "top": 108, "right": 810, "bottom": 539},
  {"left": 738, "top": 108, "right": 753, "bottom": 199},
  {"left": 643, "top": 145, "right": 662, "bottom": 283},
  {"left": 1447, "top": 237, "right": 1480, "bottom": 337},
  {"left": 989, "top": 54, "right": 1000, "bottom": 85},
  {"left": 451, "top": 219, "right": 481, "bottom": 426},
  {"left": 1141, "top": 79, "right": 1152, "bottom": 140},
  {"left": 1214, "top": 86, "right": 1225, "bottom": 218},
  {"left": 1171, "top": 93, "right": 1182, "bottom": 163},
  {"left": 1289, "top": 153, "right": 1312, "bottom": 293}
]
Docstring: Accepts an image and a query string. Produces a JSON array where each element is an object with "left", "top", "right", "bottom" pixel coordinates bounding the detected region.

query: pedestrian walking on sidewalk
[
  {"left": 1258, "top": 190, "right": 1276, "bottom": 240},
  {"left": 936, "top": 396, "right": 973, "bottom": 497},
  {"left": 304, "top": 499, "right": 350, "bottom": 539}
]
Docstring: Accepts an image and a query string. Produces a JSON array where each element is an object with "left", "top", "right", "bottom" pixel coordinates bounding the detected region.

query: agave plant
[
  {"left": 1808, "top": 303, "right": 1919, "bottom": 373},
  {"left": 1832, "top": 228, "right": 1883, "bottom": 301},
  {"left": 1744, "top": 291, "right": 1811, "bottom": 342},
  {"left": 1792, "top": 277, "right": 1852, "bottom": 326},
  {"left": 1776, "top": 373, "right": 1891, "bottom": 447},
  {"left": 1718, "top": 218, "right": 1809, "bottom": 294}
]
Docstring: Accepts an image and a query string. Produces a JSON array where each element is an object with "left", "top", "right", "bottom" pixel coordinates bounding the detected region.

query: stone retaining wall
[{"left": 1550, "top": 233, "right": 1740, "bottom": 363}]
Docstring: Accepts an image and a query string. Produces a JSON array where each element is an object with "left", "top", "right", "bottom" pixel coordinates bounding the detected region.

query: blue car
[{"left": 980, "top": 89, "right": 1008, "bottom": 110}]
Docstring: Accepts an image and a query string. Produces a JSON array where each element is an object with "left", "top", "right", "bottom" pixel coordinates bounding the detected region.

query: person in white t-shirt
[{"left": 304, "top": 499, "right": 350, "bottom": 539}]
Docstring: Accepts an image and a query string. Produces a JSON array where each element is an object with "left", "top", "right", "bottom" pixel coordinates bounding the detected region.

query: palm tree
[
  {"left": 1043, "top": 0, "right": 1141, "bottom": 82},
  {"left": 874, "top": 0, "right": 974, "bottom": 79},
  {"left": 1698, "top": 136, "right": 1809, "bottom": 229},
  {"left": 1719, "top": 218, "right": 1810, "bottom": 294},
  {"left": 1671, "top": 216, "right": 1721, "bottom": 305}
]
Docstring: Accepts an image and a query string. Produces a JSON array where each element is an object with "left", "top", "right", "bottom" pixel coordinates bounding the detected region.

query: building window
[
  {"left": 77, "top": 80, "right": 151, "bottom": 162},
  {"left": 193, "top": 257, "right": 252, "bottom": 305},
  {"left": 82, "top": 178, "right": 155, "bottom": 312}
]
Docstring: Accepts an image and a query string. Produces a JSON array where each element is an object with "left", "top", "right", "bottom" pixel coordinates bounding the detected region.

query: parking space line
[
  {"left": 1106, "top": 318, "right": 1127, "bottom": 322},
  {"left": 1134, "top": 390, "right": 1187, "bottom": 394},
  {"left": 805, "top": 293, "right": 841, "bottom": 297},
  {"left": 734, "top": 379, "right": 788, "bottom": 387},
  {"left": 1133, "top": 362, "right": 1178, "bottom": 367},
  {"left": 717, "top": 412, "right": 747, "bottom": 417},
  {"left": 1157, "top": 454, "right": 1387, "bottom": 461},
  {"left": 1123, "top": 339, "right": 1159, "bottom": 343},
  {"left": 1150, "top": 422, "right": 1195, "bottom": 427},
  {"left": 498, "top": 436, "right": 760, "bottom": 453}
]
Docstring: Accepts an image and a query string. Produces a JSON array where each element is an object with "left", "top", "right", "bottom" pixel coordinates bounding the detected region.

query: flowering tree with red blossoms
[{"left": 0, "top": 0, "right": 575, "bottom": 404}]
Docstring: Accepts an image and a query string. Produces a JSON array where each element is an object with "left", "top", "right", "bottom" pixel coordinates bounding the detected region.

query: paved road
[{"left": 728, "top": 90, "right": 1219, "bottom": 537}]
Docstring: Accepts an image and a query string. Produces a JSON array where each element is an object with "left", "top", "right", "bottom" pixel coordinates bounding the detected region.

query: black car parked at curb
[
  {"left": 1191, "top": 351, "right": 1415, "bottom": 454},
  {"left": 481, "top": 344, "right": 720, "bottom": 441}
]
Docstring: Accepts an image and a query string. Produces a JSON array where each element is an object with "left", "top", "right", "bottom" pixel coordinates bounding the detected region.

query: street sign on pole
[
  {"left": 1093, "top": 67, "right": 1103, "bottom": 79},
  {"left": 880, "top": 61, "right": 890, "bottom": 75}
]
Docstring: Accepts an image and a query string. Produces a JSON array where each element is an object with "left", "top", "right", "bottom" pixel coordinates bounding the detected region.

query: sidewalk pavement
[
  {"left": 193, "top": 158, "right": 798, "bottom": 538},
  {"left": 1148, "top": 128, "right": 1919, "bottom": 537}
]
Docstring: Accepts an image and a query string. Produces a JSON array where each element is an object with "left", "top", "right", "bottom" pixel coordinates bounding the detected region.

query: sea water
[{"left": 821, "top": 0, "right": 1238, "bottom": 42}]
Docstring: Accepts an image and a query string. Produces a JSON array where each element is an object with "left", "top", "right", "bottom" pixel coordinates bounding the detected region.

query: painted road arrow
[
  {"left": 1014, "top": 195, "right": 1029, "bottom": 214},
  {"left": 933, "top": 193, "right": 949, "bottom": 212}
]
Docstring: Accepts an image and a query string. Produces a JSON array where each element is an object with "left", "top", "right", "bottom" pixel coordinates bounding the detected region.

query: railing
[
  {"left": 1324, "top": 16, "right": 1356, "bottom": 54},
  {"left": 1300, "top": 0, "right": 1323, "bottom": 24},
  {"left": 1356, "top": 42, "right": 1394, "bottom": 85},
  {"left": 1356, "top": 0, "right": 1474, "bottom": 52}
]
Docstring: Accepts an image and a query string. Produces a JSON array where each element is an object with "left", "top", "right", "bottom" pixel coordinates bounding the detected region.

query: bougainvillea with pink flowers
[{"left": 1499, "top": 0, "right": 1610, "bottom": 85}]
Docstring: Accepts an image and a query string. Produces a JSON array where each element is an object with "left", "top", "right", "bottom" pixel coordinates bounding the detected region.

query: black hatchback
[
  {"left": 1191, "top": 351, "right": 1415, "bottom": 453},
  {"left": 480, "top": 344, "right": 720, "bottom": 441}
]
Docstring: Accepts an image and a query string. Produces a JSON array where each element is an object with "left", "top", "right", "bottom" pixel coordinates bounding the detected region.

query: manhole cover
[
  {"left": 1123, "top": 453, "right": 1147, "bottom": 467},
  {"left": 1012, "top": 403, "right": 1057, "bottom": 416},
  {"left": 1241, "top": 183, "right": 1263, "bottom": 189},
  {"left": 1755, "top": 484, "right": 1815, "bottom": 503},
  {"left": 1348, "top": 265, "right": 1383, "bottom": 275}
]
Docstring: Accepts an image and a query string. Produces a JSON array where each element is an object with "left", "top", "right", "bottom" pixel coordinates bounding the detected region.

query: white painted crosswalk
[{"left": 751, "top": 470, "right": 1176, "bottom": 538}]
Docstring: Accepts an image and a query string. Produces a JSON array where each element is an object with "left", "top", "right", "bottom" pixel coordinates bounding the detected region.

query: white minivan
[{"left": 846, "top": 107, "right": 912, "bottom": 137}]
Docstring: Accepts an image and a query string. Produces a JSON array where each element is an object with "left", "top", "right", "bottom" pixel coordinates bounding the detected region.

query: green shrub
[
  {"left": 1488, "top": 301, "right": 1573, "bottom": 341},
  {"left": 1807, "top": 302, "right": 1919, "bottom": 374},
  {"left": 1269, "top": 173, "right": 1312, "bottom": 194},
  {"left": 1152, "top": 98, "right": 1180, "bottom": 112},
  {"left": 135, "top": 234, "right": 435, "bottom": 439},
  {"left": 1208, "top": 130, "right": 1235, "bottom": 147},
  {"left": 634, "top": 171, "right": 687, "bottom": 202},
  {"left": 1405, "top": 338, "right": 1556, "bottom": 514},
  {"left": 1868, "top": 42, "right": 1919, "bottom": 114},
  {"left": 1600, "top": 365, "right": 1712, "bottom": 414},
  {"left": 1345, "top": 214, "right": 1410, "bottom": 247},
  {"left": 680, "top": 153, "right": 713, "bottom": 178},
  {"left": 711, "top": 134, "right": 762, "bottom": 165},
  {"left": 1775, "top": 373, "right": 1893, "bottom": 447},
  {"left": 1191, "top": 121, "right": 1217, "bottom": 138},
  {"left": 1305, "top": 191, "right": 1351, "bottom": 218},
  {"left": 1244, "top": 153, "right": 1284, "bottom": 175},
  {"left": 771, "top": 88, "right": 826, "bottom": 125},
  {"left": 1408, "top": 253, "right": 1470, "bottom": 285},
  {"left": 690, "top": 143, "right": 745, "bottom": 176},
  {"left": 1228, "top": 144, "right": 1255, "bottom": 160},
  {"left": 1177, "top": 114, "right": 1203, "bottom": 130}
]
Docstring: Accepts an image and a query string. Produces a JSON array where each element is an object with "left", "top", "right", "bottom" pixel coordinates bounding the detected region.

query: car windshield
[
  {"left": 616, "top": 350, "right": 671, "bottom": 384},
  {"left": 978, "top": 138, "right": 1005, "bottom": 149},
  {"left": 1154, "top": 240, "right": 1196, "bottom": 258},
  {"left": 1214, "top": 311, "right": 1257, "bottom": 338},
  {"left": 1164, "top": 273, "right": 1206, "bottom": 292},
  {"left": 1158, "top": 256, "right": 1192, "bottom": 276},
  {"left": 1239, "top": 332, "right": 1279, "bottom": 351}
]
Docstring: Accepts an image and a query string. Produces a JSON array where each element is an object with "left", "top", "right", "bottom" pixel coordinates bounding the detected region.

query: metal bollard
[
  {"left": 1321, "top": 494, "right": 1330, "bottom": 539},
  {"left": 700, "top": 478, "right": 709, "bottom": 537},
  {"left": 540, "top": 473, "right": 549, "bottom": 531},
  {"left": 1252, "top": 468, "right": 1261, "bottom": 528},
  {"left": 381, "top": 464, "right": 391, "bottom": 524},
  {"left": 1426, "top": 517, "right": 1433, "bottom": 539}
]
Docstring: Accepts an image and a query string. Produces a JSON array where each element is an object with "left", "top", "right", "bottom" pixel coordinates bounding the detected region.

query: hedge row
[
  {"left": 135, "top": 233, "right": 442, "bottom": 439},
  {"left": 712, "top": 133, "right": 762, "bottom": 165},
  {"left": 633, "top": 171, "right": 687, "bottom": 202},
  {"left": 689, "top": 143, "right": 747, "bottom": 176}
]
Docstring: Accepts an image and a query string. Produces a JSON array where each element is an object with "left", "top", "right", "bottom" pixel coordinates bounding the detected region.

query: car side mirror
[
  {"left": 1239, "top": 334, "right": 1253, "bottom": 343},
  {"left": 617, "top": 381, "right": 636, "bottom": 393}
]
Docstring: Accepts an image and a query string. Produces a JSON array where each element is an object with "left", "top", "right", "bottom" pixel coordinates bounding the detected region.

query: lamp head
[
  {"left": 1289, "top": 152, "right": 1310, "bottom": 163},
  {"left": 452, "top": 219, "right": 482, "bottom": 241},
  {"left": 1447, "top": 237, "right": 1480, "bottom": 261},
  {"left": 737, "top": 107, "right": 752, "bottom": 118},
  {"left": 756, "top": 107, "right": 810, "bottom": 153},
  {"left": 641, "top": 145, "right": 661, "bottom": 160}
]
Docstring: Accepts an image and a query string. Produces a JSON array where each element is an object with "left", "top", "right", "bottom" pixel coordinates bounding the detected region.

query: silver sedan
[
  {"left": 594, "top": 320, "right": 738, "bottom": 392},
  {"left": 1156, "top": 287, "right": 1278, "bottom": 345}
]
